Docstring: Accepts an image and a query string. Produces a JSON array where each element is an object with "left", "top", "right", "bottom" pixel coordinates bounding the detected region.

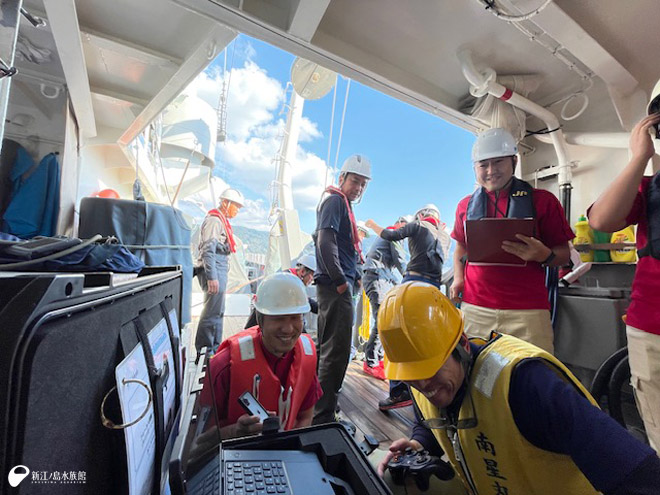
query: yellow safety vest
[{"left": 413, "top": 334, "right": 600, "bottom": 495}]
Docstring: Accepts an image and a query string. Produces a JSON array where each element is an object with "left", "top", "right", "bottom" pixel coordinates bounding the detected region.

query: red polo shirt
[
  {"left": 451, "top": 186, "right": 574, "bottom": 310},
  {"left": 589, "top": 177, "right": 660, "bottom": 335},
  {"left": 203, "top": 332, "right": 323, "bottom": 421}
]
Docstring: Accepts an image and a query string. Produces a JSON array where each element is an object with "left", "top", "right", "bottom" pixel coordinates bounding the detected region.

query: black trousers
[{"left": 312, "top": 283, "right": 354, "bottom": 424}]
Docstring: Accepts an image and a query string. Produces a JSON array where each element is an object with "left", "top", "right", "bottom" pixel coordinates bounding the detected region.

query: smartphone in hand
[{"left": 238, "top": 391, "right": 269, "bottom": 422}]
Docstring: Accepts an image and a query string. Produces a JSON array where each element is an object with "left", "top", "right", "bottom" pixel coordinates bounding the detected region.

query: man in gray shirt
[{"left": 195, "top": 187, "right": 244, "bottom": 353}]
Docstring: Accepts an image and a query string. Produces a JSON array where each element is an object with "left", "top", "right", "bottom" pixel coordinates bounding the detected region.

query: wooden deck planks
[{"left": 338, "top": 361, "right": 415, "bottom": 447}]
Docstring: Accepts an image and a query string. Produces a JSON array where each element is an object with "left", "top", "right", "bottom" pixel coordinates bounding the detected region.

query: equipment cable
[
  {"left": 481, "top": 0, "right": 554, "bottom": 22},
  {"left": 0, "top": 234, "right": 103, "bottom": 270}
]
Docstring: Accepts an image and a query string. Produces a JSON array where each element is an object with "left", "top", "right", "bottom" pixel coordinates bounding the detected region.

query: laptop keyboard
[
  {"left": 186, "top": 456, "right": 220, "bottom": 495},
  {"left": 226, "top": 461, "right": 290, "bottom": 495}
]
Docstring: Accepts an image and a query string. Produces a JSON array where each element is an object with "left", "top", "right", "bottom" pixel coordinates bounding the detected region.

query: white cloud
[
  {"left": 298, "top": 117, "right": 322, "bottom": 142},
  {"left": 206, "top": 59, "right": 330, "bottom": 212},
  {"left": 233, "top": 198, "right": 271, "bottom": 231},
  {"left": 223, "top": 61, "right": 284, "bottom": 141},
  {"left": 185, "top": 69, "right": 222, "bottom": 108}
]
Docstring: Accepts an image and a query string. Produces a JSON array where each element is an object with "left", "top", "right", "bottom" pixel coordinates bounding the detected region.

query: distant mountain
[{"left": 233, "top": 226, "right": 270, "bottom": 255}]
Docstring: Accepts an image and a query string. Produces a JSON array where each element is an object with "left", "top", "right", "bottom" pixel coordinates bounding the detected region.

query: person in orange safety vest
[{"left": 202, "top": 272, "right": 323, "bottom": 439}]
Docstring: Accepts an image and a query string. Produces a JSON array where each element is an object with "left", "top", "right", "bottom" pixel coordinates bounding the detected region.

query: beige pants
[
  {"left": 461, "top": 302, "right": 554, "bottom": 354},
  {"left": 627, "top": 325, "right": 660, "bottom": 452}
]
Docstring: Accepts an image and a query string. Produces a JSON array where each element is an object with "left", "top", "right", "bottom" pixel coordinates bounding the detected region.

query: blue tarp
[{"left": 78, "top": 198, "right": 193, "bottom": 324}]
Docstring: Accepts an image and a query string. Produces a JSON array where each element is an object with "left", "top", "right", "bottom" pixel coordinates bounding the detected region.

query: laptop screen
[{"left": 169, "top": 351, "right": 222, "bottom": 495}]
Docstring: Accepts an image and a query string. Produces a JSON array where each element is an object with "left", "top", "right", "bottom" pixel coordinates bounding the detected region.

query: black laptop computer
[{"left": 169, "top": 353, "right": 358, "bottom": 495}]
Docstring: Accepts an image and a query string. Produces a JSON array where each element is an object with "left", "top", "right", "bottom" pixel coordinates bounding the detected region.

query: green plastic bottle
[{"left": 592, "top": 230, "right": 611, "bottom": 262}]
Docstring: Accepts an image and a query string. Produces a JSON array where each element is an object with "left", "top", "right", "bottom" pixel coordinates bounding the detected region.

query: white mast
[
  {"left": 274, "top": 88, "right": 304, "bottom": 269},
  {"left": 271, "top": 58, "right": 337, "bottom": 270}
]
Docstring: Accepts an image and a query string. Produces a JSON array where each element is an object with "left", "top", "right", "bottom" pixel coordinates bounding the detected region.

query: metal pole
[
  {"left": 0, "top": 0, "right": 22, "bottom": 153},
  {"left": 276, "top": 90, "right": 304, "bottom": 268}
]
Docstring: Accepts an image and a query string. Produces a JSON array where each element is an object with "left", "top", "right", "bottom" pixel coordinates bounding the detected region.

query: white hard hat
[
  {"left": 296, "top": 254, "right": 317, "bottom": 272},
  {"left": 254, "top": 272, "right": 310, "bottom": 315},
  {"left": 340, "top": 154, "right": 372, "bottom": 180},
  {"left": 648, "top": 78, "right": 660, "bottom": 115},
  {"left": 357, "top": 220, "right": 370, "bottom": 236},
  {"left": 219, "top": 187, "right": 244, "bottom": 207},
  {"left": 472, "top": 128, "right": 518, "bottom": 162},
  {"left": 415, "top": 203, "right": 440, "bottom": 220}
]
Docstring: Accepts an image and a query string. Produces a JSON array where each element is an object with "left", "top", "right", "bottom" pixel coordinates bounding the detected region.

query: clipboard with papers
[{"left": 465, "top": 218, "right": 535, "bottom": 266}]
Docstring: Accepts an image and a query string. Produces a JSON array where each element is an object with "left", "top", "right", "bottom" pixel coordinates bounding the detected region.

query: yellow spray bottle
[
  {"left": 574, "top": 215, "right": 594, "bottom": 262},
  {"left": 610, "top": 226, "right": 637, "bottom": 263}
]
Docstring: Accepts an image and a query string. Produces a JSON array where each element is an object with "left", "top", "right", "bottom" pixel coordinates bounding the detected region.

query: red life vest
[
  {"left": 207, "top": 208, "right": 237, "bottom": 253},
  {"left": 220, "top": 326, "right": 317, "bottom": 430},
  {"left": 325, "top": 186, "right": 364, "bottom": 262}
]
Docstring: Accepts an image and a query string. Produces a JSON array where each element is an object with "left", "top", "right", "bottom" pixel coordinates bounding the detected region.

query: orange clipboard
[{"left": 465, "top": 218, "right": 535, "bottom": 266}]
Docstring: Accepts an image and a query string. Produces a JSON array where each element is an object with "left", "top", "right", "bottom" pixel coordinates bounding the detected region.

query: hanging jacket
[
  {"left": 221, "top": 326, "right": 317, "bottom": 430},
  {"left": 1, "top": 147, "right": 60, "bottom": 238},
  {"left": 413, "top": 334, "right": 598, "bottom": 495},
  {"left": 466, "top": 176, "right": 535, "bottom": 222}
]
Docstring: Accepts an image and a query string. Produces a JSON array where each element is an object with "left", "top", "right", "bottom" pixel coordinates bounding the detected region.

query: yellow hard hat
[{"left": 378, "top": 281, "right": 464, "bottom": 381}]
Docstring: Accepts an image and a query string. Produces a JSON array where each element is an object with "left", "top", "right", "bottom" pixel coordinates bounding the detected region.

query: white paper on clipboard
[
  {"left": 148, "top": 319, "right": 176, "bottom": 431},
  {"left": 115, "top": 345, "right": 156, "bottom": 495}
]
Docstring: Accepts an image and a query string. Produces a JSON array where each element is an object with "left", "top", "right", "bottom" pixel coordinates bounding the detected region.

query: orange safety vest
[{"left": 221, "top": 326, "right": 317, "bottom": 430}]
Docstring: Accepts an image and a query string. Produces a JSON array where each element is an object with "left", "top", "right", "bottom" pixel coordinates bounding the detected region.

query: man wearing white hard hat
[
  {"left": 201, "top": 272, "right": 322, "bottom": 438},
  {"left": 450, "top": 128, "right": 574, "bottom": 353},
  {"left": 244, "top": 254, "right": 318, "bottom": 329},
  {"left": 312, "top": 154, "right": 371, "bottom": 425},
  {"left": 366, "top": 204, "right": 447, "bottom": 410},
  {"left": 588, "top": 81, "right": 660, "bottom": 451},
  {"left": 195, "top": 187, "right": 244, "bottom": 352}
]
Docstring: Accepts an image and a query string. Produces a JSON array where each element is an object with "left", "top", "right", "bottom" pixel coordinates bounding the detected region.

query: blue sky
[{"left": 203, "top": 34, "right": 476, "bottom": 235}]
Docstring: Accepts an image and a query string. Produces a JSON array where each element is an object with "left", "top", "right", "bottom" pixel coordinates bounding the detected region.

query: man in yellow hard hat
[{"left": 376, "top": 281, "right": 660, "bottom": 494}]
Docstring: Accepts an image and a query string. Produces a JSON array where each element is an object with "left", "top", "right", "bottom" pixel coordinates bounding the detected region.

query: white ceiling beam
[
  {"left": 42, "top": 0, "right": 96, "bottom": 138},
  {"left": 117, "top": 24, "right": 236, "bottom": 147},
  {"left": 15, "top": 67, "right": 65, "bottom": 87},
  {"left": 172, "top": 0, "right": 481, "bottom": 132},
  {"left": 498, "top": 0, "right": 639, "bottom": 96},
  {"left": 81, "top": 29, "right": 182, "bottom": 70},
  {"left": 287, "top": 0, "right": 331, "bottom": 42},
  {"left": 90, "top": 86, "right": 148, "bottom": 107}
]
